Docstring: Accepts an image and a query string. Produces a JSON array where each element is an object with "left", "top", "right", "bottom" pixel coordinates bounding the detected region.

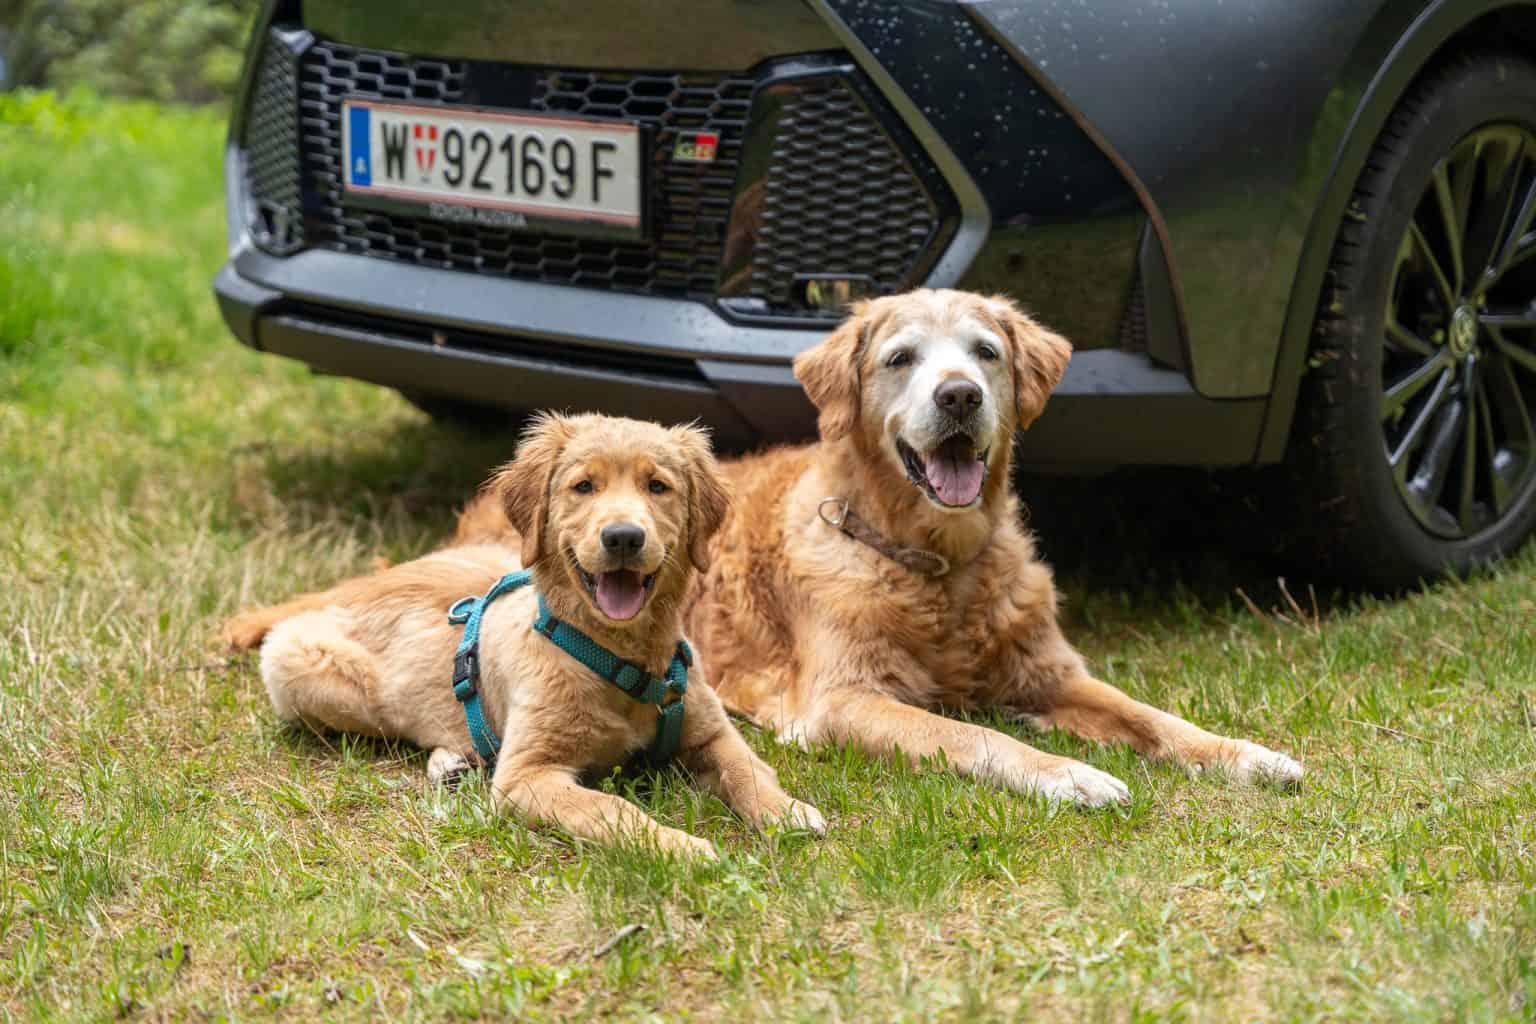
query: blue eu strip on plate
[{"left": 348, "top": 105, "right": 371, "bottom": 187}]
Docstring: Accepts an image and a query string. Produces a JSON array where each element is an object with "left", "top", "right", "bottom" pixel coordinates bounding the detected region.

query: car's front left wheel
[{"left": 1289, "top": 51, "right": 1536, "bottom": 588}]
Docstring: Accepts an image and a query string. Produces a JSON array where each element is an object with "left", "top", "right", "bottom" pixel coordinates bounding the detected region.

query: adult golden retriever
[
  {"left": 454, "top": 292, "right": 1303, "bottom": 805},
  {"left": 225, "top": 414, "right": 824, "bottom": 856}
]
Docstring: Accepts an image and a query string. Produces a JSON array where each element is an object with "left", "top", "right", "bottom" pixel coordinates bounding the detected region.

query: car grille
[
  {"left": 1118, "top": 270, "right": 1148, "bottom": 353},
  {"left": 239, "top": 28, "right": 954, "bottom": 319},
  {"left": 295, "top": 40, "right": 754, "bottom": 297},
  {"left": 243, "top": 29, "right": 305, "bottom": 254},
  {"left": 751, "top": 76, "right": 942, "bottom": 313}
]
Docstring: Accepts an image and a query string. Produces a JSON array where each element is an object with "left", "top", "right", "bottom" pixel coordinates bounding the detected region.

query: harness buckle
[
  {"left": 817, "top": 496, "right": 850, "bottom": 528},
  {"left": 452, "top": 649, "right": 478, "bottom": 701}
]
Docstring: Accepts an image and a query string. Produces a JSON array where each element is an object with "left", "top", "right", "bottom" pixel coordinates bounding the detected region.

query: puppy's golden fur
[
  {"left": 225, "top": 414, "right": 823, "bottom": 857},
  {"left": 462, "top": 290, "right": 1303, "bottom": 804}
]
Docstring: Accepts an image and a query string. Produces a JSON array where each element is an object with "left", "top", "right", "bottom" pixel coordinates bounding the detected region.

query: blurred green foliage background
[{"left": 0, "top": 0, "right": 256, "bottom": 104}]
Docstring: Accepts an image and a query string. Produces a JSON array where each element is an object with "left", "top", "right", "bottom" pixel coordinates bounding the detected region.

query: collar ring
[{"left": 817, "top": 496, "right": 850, "bottom": 528}]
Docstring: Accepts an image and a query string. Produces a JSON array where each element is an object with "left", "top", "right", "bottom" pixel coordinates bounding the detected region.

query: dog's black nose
[
  {"left": 600, "top": 522, "right": 646, "bottom": 557},
  {"left": 934, "top": 377, "right": 983, "bottom": 418}
]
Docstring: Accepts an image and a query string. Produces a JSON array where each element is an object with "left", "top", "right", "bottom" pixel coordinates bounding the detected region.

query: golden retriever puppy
[
  {"left": 224, "top": 413, "right": 824, "bottom": 857},
  {"left": 679, "top": 289, "right": 1304, "bottom": 805}
]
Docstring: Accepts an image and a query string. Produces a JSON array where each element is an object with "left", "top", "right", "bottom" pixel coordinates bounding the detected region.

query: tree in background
[{"left": 1, "top": 0, "right": 256, "bottom": 104}]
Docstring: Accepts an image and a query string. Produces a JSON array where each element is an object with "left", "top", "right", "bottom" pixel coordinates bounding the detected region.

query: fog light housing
[{"left": 796, "top": 275, "right": 875, "bottom": 314}]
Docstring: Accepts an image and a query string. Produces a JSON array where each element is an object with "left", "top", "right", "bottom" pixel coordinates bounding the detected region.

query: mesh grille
[
  {"left": 237, "top": 32, "right": 955, "bottom": 315},
  {"left": 752, "top": 78, "right": 940, "bottom": 313},
  {"left": 296, "top": 40, "right": 753, "bottom": 296},
  {"left": 244, "top": 32, "right": 304, "bottom": 254},
  {"left": 1118, "top": 270, "right": 1148, "bottom": 353}
]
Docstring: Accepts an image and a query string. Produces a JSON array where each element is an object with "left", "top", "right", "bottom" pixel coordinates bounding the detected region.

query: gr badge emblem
[{"left": 672, "top": 132, "right": 719, "bottom": 163}]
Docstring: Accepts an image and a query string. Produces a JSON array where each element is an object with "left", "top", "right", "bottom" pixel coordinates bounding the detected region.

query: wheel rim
[{"left": 1381, "top": 123, "right": 1536, "bottom": 540}]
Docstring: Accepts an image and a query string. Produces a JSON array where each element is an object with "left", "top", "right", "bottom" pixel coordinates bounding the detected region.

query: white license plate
[{"left": 341, "top": 99, "right": 643, "bottom": 233}]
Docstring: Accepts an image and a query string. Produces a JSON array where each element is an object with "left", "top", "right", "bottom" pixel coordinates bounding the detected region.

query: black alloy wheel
[
  {"left": 1382, "top": 124, "right": 1536, "bottom": 540},
  {"left": 1290, "top": 53, "right": 1536, "bottom": 588}
]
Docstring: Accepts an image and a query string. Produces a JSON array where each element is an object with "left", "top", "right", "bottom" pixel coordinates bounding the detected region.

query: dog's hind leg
[
  {"left": 260, "top": 609, "right": 388, "bottom": 737},
  {"left": 427, "top": 748, "right": 473, "bottom": 785}
]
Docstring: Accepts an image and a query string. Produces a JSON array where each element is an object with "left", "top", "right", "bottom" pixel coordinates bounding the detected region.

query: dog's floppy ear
[
  {"left": 990, "top": 295, "right": 1072, "bottom": 430},
  {"left": 488, "top": 413, "right": 573, "bottom": 567},
  {"left": 669, "top": 423, "right": 732, "bottom": 572},
  {"left": 793, "top": 303, "right": 871, "bottom": 441}
]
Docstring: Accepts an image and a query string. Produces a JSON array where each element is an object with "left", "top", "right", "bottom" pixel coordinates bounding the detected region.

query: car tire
[{"left": 1288, "top": 50, "right": 1536, "bottom": 589}]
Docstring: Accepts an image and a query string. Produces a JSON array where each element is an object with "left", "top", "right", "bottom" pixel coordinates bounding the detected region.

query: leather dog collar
[{"left": 817, "top": 497, "right": 951, "bottom": 577}]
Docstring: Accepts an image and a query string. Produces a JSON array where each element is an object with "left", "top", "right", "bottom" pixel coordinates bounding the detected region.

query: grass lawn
[{"left": 2, "top": 90, "right": 1535, "bottom": 1022}]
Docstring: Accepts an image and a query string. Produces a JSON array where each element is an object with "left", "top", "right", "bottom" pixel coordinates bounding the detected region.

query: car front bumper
[{"left": 217, "top": 246, "right": 1265, "bottom": 463}]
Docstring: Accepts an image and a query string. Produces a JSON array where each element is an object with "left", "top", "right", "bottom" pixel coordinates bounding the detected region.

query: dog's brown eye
[
  {"left": 648, "top": 479, "right": 669, "bottom": 495},
  {"left": 886, "top": 350, "right": 912, "bottom": 369},
  {"left": 976, "top": 343, "right": 1000, "bottom": 362},
  {"left": 573, "top": 480, "right": 594, "bottom": 494}
]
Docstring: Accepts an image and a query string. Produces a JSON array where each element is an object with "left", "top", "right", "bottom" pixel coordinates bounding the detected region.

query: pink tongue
[
  {"left": 923, "top": 442, "right": 985, "bottom": 506},
  {"left": 594, "top": 570, "right": 647, "bottom": 620}
]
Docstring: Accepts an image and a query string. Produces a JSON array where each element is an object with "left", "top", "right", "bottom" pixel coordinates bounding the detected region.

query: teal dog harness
[{"left": 448, "top": 570, "right": 690, "bottom": 765}]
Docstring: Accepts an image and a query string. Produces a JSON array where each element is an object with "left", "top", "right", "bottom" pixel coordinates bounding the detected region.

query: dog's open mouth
[
  {"left": 577, "top": 566, "right": 658, "bottom": 621},
  {"left": 897, "top": 434, "right": 989, "bottom": 508}
]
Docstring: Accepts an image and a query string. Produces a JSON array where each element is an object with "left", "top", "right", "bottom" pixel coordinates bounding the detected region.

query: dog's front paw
[
  {"left": 1225, "top": 741, "right": 1304, "bottom": 788},
  {"left": 1044, "top": 761, "right": 1130, "bottom": 810},
  {"left": 776, "top": 799, "right": 827, "bottom": 835},
  {"left": 659, "top": 828, "right": 719, "bottom": 861},
  {"left": 749, "top": 793, "right": 828, "bottom": 835},
  {"left": 1032, "top": 759, "right": 1131, "bottom": 808}
]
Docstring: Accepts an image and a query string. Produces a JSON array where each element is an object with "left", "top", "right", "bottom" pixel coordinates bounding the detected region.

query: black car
[{"left": 216, "top": 0, "right": 1536, "bottom": 586}]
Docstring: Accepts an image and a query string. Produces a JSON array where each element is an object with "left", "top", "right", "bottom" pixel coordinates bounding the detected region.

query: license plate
[{"left": 341, "top": 99, "right": 644, "bottom": 235}]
